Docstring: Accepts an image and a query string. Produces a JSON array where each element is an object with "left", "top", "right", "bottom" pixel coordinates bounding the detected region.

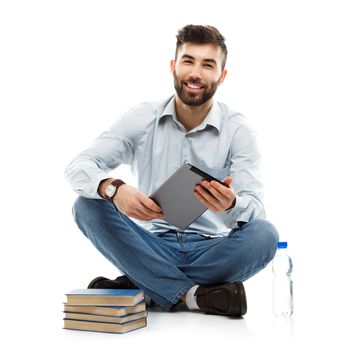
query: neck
[{"left": 174, "top": 96, "right": 213, "bottom": 132}]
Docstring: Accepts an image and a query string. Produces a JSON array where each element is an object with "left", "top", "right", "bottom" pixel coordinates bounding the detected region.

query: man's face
[{"left": 171, "top": 43, "right": 227, "bottom": 106}]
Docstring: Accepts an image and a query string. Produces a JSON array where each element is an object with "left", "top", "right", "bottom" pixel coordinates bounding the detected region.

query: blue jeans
[{"left": 72, "top": 197, "right": 279, "bottom": 310}]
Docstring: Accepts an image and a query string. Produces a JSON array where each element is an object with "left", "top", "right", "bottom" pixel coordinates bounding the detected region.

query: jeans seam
[{"left": 162, "top": 281, "right": 196, "bottom": 310}]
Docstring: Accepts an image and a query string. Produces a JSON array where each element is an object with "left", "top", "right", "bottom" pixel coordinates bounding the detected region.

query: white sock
[{"left": 185, "top": 285, "right": 200, "bottom": 310}]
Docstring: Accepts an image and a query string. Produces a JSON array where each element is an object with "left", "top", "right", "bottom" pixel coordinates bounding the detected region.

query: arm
[
  {"left": 64, "top": 109, "right": 163, "bottom": 221},
  {"left": 64, "top": 127, "right": 134, "bottom": 199},
  {"left": 194, "top": 124, "right": 265, "bottom": 229},
  {"left": 98, "top": 178, "right": 163, "bottom": 221}
]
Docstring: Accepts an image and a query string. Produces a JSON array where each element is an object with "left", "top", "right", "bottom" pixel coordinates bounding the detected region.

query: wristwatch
[{"left": 104, "top": 179, "right": 126, "bottom": 201}]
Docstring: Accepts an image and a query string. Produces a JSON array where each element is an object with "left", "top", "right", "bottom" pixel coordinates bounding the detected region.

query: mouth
[{"left": 184, "top": 81, "right": 206, "bottom": 93}]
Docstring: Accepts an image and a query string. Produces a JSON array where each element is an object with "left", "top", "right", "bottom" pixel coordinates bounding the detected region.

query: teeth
[{"left": 187, "top": 83, "right": 202, "bottom": 89}]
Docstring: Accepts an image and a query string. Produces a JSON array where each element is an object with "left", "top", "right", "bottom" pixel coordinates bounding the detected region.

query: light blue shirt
[{"left": 65, "top": 96, "right": 265, "bottom": 237}]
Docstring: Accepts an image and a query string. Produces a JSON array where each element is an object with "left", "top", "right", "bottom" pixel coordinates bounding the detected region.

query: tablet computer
[{"left": 149, "top": 162, "right": 229, "bottom": 230}]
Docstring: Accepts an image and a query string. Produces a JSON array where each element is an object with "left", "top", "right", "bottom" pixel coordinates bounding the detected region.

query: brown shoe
[
  {"left": 87, "top": 275, "right": 138, "bottom": 289},
  {"left": 195, "top": 282, "right": 247, "bottom": 317}
]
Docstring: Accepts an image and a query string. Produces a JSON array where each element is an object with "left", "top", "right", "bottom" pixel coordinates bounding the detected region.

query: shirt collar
[{"left": 159, "top": 96, "right": 222, "bottom": 134}]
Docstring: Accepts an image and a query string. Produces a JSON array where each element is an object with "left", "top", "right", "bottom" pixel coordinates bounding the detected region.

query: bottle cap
[{"left": 277, "top": 241, "right": 288, "bottom": 249}]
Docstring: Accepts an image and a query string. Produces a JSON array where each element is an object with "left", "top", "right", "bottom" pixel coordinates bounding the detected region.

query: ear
[
  {"left": 219, "top": 69, "right": 228, "bottom": 85},
  {"left": 170, "top": 59, "right": 175, "bottom": 73}
]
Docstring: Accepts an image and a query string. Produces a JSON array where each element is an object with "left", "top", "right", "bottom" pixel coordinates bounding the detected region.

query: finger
[
  {"left": 131, "top": 194, "right": 162, "bottom": 217},
  {"left": 197, "top": 181, "right": 235, "bottom": 211},
  {"left": 131, "top": 208, "right": 157, "bottom": 221},
  {"left": 137, "top": 201, "right": 164, "bottom": 219},
  {"left": 199, "top": 181, "right": 226, "bottom": 202},
  {"left": 194, "top": 185, "right": 221, "bottom": 210},
  {"left": 223, "top": 176, "right": 233, "bottom": 186},
  {"left": 127, "top": 212, "right": 151, "bottom": 221},
  {"left": 194, "top": 190, "right": 221, "bottom": 212},
  {"left": 195, "top": 184, "right": 216, "bottom": 203},
  {"left": 210, "top": 180, "right": 234, "bottom": 197},
  {"left": 140, "top": 194, "right": 163, "bottom": 213}
]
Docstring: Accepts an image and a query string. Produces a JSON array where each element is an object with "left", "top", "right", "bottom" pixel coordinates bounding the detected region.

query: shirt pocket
[
  {"left": 209, "top": 167, "right": 230, "bottom": 181},
  {"left": 195, "top": 161, "right": 230, "bottom": 182}
]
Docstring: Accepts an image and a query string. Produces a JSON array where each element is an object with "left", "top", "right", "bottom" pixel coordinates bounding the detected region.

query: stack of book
[{"left": 63, "top": 289, "right": 147, "bottom": 334}]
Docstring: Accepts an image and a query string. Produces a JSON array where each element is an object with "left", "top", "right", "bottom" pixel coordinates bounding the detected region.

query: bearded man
[{"left": 65, "top": 24, "right": 279, "bottom": 317}]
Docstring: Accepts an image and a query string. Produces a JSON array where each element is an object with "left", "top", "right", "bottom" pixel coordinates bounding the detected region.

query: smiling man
[
  {"left": 65, "top": 25, "right": 279, "bottom": 317},
  {"left": 173, "top": 44, "right": 226, "bottom": 106}
]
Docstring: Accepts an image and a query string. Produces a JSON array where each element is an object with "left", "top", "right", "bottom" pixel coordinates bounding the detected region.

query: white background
[{"left": 1, "top": 0, "right": 356, "bottom": 349}]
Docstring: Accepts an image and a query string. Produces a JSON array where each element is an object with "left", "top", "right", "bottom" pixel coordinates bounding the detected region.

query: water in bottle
[{"left": 272, "top": 241, "right": 293, "bottom": 317}]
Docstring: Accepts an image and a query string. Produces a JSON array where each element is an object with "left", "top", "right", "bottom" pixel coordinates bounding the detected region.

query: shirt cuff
[
  {"left": 73, "top": 173, "right": 110, "bottom": 199},
  {"left": 218, "top": 195, "right": 258, "bottom": 229}
]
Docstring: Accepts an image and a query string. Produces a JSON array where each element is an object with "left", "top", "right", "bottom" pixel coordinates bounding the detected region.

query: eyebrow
[{"left": 181, "top": 54, "right": 217, "bottom": 66}]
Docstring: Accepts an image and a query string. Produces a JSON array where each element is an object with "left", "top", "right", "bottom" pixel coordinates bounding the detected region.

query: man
[{"left": 65, "top": 25, "right": 279, "bottom": 317}]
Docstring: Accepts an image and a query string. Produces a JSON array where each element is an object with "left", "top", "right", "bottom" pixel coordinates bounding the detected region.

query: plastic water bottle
[{"left": 272, "top": 241, "right": 293, "bottom": 317}]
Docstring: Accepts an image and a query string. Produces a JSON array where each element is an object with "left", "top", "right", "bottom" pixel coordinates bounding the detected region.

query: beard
[{"left": 173, "top": 70, "right": 221, "bottom": 106}]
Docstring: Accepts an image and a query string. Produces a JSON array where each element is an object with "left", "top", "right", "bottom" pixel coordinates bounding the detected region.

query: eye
[
  {"left": 203, "top": 64, "right": 213, "bottom": 69},
  {"left": 183, "top": 60, "right": 193, "bottom": 65}
]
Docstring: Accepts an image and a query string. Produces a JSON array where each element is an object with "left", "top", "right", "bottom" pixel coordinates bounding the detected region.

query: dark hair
[{"left": 175, "top": 25, "right": 228, "bottom": 69}]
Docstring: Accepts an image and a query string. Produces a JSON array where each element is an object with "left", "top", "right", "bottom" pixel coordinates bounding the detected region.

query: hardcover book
[
  {"left": 63, "top": 317, "right": 146, "bottom": 334},
  {"left": 64, "top": 302, "right": 146, "bottom": 317},
  {"left": 65, "top": 289, "right": 144, "bottom": 307},
  {"left": 64, "top": 311, "right": 147, "bottom": 324}
]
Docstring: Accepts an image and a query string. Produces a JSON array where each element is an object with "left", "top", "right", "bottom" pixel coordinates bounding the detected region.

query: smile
[
  {"left": 184, "top": 82, "right": 206, "bottom": 91},
  {"left": 187, "top": 83, "right": 203, "bottom": 89}
]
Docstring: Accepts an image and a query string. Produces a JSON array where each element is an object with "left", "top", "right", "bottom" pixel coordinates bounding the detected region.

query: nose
[{"left": 189, "top": 64, "right": 202, "bottom": 80}]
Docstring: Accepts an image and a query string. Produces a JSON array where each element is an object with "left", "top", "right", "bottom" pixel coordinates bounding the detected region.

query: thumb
[{"left": 223, "top": 176, "right": 233, "bottom": 187}]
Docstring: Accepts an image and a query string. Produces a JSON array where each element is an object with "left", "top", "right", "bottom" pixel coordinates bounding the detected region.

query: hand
[
  {"left": 113, "top": 184, "right": 164, "bottom": 221},
  {"left": 194, "top": 176, "right": 236, "bottom": 212}
]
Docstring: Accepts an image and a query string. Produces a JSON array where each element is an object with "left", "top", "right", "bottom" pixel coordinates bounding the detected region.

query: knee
[
  {"left": 72, "top": 196, "right": 106, "bottom": 235},
  {"left": 72, "top": 196, "right": 90, "bottom": 225},
  {"left": 249, "top": 219, "right": 279, "bottom": 259}
]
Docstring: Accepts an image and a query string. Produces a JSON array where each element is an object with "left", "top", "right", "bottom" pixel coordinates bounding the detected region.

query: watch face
[{"left": 105, "top": 184, "right": 117, "bottom": 198}]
